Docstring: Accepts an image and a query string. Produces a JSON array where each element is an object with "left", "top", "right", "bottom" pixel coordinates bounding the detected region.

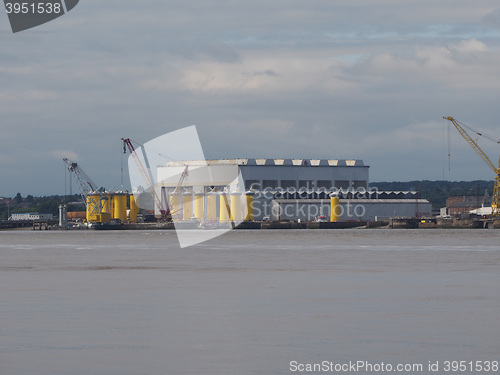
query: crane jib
[{"left": 443, "top": 116, "right": 500, "bottom": 217}]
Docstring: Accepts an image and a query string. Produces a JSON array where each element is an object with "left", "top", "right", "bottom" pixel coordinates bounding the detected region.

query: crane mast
[
  {"left": 122, "top": 138, "right": 171, "bottom": 218},
  {"left": 443, "top": 116, "right": 500, "bottom": 216},
  {"left": 122, "top": 138, "right": 191, "bottom": 220},
  {"left": 63, "top": 158, "right": 110, "bottom": 222},
  {"left": 167, "top": 165, "right": 189, "bottom": 219},
  {"left": 171, "top": 165, "right": 189, "bottom": 196}
]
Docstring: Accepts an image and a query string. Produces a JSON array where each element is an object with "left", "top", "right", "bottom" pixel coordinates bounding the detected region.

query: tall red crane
[
  {"left": 122, "top": 138, "right": 168, "bottom": 217},
  {"left": 122, "top": 138, "right": 189, "bottom": 219}
]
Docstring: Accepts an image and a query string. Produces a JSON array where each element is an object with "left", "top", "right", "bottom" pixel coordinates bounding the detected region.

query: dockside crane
[
  {"left": 122, "top": 138, "right": 189, "bottom": 220},
  {"left": 122, "top": 138, "right": 174, "bottom": 219},
  {"left": 63, "top": 158, "right": 110, "bottom": 222},
  {"left": 63, "top": 158, "right": 98, "bottom": 195},
  {"left": 171, "top": 165, "right": 189, "bottom": 196},
  {"left": 166, "top": 164, "right": 189, "bottom": 220},
  {"left": 443, "top": 116, "right": 500, "bottom": 216}
]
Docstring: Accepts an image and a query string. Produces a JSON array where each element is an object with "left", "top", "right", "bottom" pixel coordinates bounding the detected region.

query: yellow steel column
[
  {"left": 100, "top": 194, "right": 112, "bottom": 223},
  {"left": 219, "top": 193, "right": 230, "bottom": 223},
  {"left": 230, "top": 193, "right": 242, "bottom": 221},
  {"left": 170, "top": 195, "right": 180, "bottom": 220},
  {"left": 129, "top": 194, "right": 138, "bottom": 223},
  {"left": 182, "top": 193, "right": 193, "bottom": 221},
  {"left": 206, "top": 193, "right": 217, "bottom": 221},
  {"left": 330, "top": 195, "right": 341, "bottom": 222},
  {"left": 194, "top": 193, "right": 204, "bottom": 220},
  {"left": 113, "top": 194, "right": 127, "bottom": 222},
  {"left": 101, "top": 194, "right": 110, "bottom": 214},
  {"left": 245, "top": 192, "right": 254, "bottom": 221}
]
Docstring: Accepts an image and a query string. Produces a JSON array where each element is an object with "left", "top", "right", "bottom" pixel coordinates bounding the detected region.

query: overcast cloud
[{"left": 2, "top": 1, "right": 500, "bottom": 196}]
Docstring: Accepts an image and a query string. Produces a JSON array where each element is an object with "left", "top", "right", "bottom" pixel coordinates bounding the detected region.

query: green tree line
[{"left": 0, "top": 194, "right": 83, "bottom": 220}]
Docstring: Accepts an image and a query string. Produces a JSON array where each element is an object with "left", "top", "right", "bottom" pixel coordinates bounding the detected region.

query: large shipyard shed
[
  {"left": 156, "top": 158, "right": 369, "bottom": 192},
  {"left": 155, "top": 158, "right": 429, "bottom": 221},
  {"left": 240, "top": 158, "right": 368, "bottom": 190},
  {"left": 155, "top": 158, "right": 369, "bottom": 220}
]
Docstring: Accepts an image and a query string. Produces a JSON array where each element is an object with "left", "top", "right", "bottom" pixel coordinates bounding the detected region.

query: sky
[{"left": 2, "top": 0, "right": 500, "bottom": 197}]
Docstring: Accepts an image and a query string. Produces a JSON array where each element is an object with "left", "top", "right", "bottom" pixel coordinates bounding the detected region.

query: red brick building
[{"left": 446, "top": 195, "right": 488, "bottom": 216}]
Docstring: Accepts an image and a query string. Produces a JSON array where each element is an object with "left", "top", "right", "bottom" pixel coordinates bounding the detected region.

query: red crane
[
  {"left": 122, "top": 138, "right": 168, "bottom": 218},
  {"left": 122, "top": 138, "right": 189, "bottom": 219}
]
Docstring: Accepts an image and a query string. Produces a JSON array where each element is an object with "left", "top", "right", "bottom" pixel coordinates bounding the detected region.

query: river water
[{"left": 1, "top": 229, "right": 499, "bottom": 375}]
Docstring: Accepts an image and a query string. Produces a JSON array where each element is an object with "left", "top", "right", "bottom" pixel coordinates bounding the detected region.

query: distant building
[
  {"left": 9, "top": 213, "right": 53, "bottom": 221},
  {"left": 271, "top": 191, "right": 432, "bottom": 221},
  {"left": 153, "top": 158, "right": 431, "bottom": 221},
  {"left": 446, "top": 195, "right": 490, "bottom": 216},
  {"left": 157, "top": 158, "right": 369, "bottom": 192}
]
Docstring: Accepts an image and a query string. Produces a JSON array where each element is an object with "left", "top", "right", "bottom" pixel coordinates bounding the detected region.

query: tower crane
[{"left": 443, "top": 116, "right": 500, "bottom": 216}]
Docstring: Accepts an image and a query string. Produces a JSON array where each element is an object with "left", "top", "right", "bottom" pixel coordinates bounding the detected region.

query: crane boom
[
  {"left": 122, "top": 138, "right": 169, "bottom": 217},
  {"left": 63, "top": 158, "right": 111, "bottom": 222},
  {"left": 172, "top": 165, "right": 189, "bottom": 196},
  {"left": 167, "top": 165, "right": 189, "bottom": 219},
  {"left": 122, "top": 138, "right": 191, "bottom": 220},
  {"left": 443, "top": 116, "right": 500, "bottom": 216},
  {"left": 63, "top": 158, "right": 98, "bottom": 195},
  {"left": 443, "top": 117, "right": 497, "bottom": 173}
]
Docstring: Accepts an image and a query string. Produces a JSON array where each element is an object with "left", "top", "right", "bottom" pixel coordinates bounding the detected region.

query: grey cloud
[
  {"left": 483, "top": 8, "right": 500, "bottom": 28},
  {"left": 1, "top": 0, "right": 500, "bottom": 195},
  {"left": 169, "top": 40, "right": 241, "bottom": 63}
]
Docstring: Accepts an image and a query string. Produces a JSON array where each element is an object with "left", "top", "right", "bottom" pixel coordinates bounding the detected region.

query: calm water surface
[{"left": 1, "top": 229, "right": 499, "bottom": 375}]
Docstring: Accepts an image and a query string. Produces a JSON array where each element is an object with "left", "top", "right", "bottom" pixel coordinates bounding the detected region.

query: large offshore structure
[{"left": 154, "top": 158, "right": 431, "bottom": 222}]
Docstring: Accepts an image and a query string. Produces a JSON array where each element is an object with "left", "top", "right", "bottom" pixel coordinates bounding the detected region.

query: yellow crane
[{"left": 443, "top": 116, "right": 500, "bottom": 216}]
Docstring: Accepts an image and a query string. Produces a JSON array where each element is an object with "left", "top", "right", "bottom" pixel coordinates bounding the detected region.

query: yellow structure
[
  {"left": 108, "top": 195, "right": 114, "bottom": 218},
  {"left": 330, "top": 195, "right": 341, "bottom": 222},
  {"left": 86, "top": 193, "right": 111, "bottom": 223},
  {"left": 219, "top": 193, "right": 230, "bottom": 223},
  {"left": 86, "top": 195, "right": 97, "bottom": 222},
  {"left": 245, "top": 192, "right": 254, "bottom": 221},
  {"left": 101, "top": 194, "right": 110, "bottom": 214},
  {"left": 95, "top": 213, "right": 111, "bottom": 223},
  {"left": 206, "top": 194, "right": 217, "bottom": 221},
  {"left": 230, "top": 193, "right": 242, "bottom": 221},
  {"left": 113, "top": 194, "right": 127, "bottom": 222},
  {"left": 194, "top": 193, "right": 204, "bottom": 220},
  {"left": 182, "top": 193, "right": 193, "bottom": 221},
  {"left": 169, "top": 195, "right": 181, "bottom": 220},
  {"left": 129, "top": 194, "right": 138, "bottom": 223}
]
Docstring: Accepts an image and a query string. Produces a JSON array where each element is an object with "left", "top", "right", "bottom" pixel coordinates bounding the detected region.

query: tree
[
  {"left": 26, "top": 195, "right": 34, "bottom": 203},
  {"left": 15, "top": 192, "right": 22, "bottom": 204}
]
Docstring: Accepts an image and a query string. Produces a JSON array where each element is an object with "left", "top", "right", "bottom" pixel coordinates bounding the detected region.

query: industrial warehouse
[{"left": 152, "top": 158, "right": 432, "bottom": 223}]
